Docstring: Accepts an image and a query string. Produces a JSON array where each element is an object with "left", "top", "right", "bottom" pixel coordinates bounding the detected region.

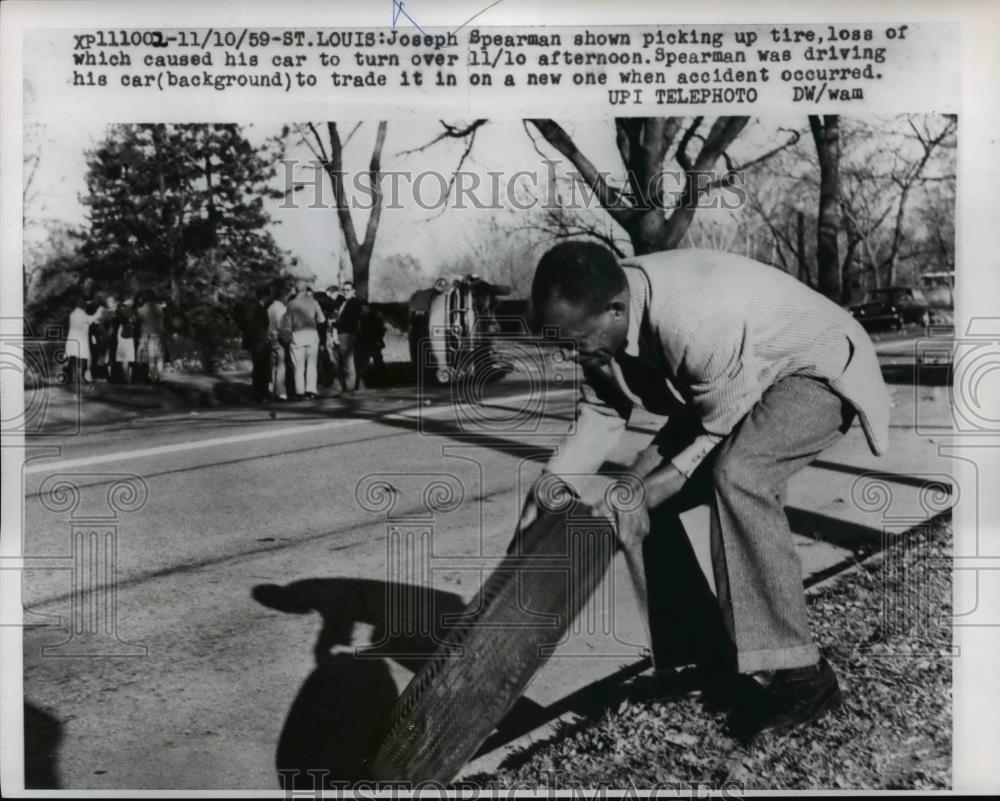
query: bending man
[{"left": 522, "top": 243, "right": 890, "bottom": 741}]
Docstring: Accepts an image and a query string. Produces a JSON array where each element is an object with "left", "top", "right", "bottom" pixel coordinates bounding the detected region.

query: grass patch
[{"left": 471, "top": 515, "right": 952, "bottom": 791}]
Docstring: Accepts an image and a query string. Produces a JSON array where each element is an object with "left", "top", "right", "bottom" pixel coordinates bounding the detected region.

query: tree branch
[
  {"left": 527, "top": 118, "right": 634, "bottom": 224},
  {"left": 306, "top": 123, "right": 329, "bottom": 163},
  {"left": 323, "top": 122, "right": 360, "bottom": 259},
  {"left": 675, "top": 117, "right": 703, "bottom": 172},
  {"left": 709, "top": 127, "right": 803, "bottom": 189},
  {"left": 360, "top": 120, "right": 388, "bottom": 258},
  {"left": 396, "top": 119, "right": 487, "bottom": 157}
]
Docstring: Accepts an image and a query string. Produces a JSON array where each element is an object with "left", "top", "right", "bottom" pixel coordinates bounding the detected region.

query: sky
[
  {"left": 25, "top": 117, "right": 617, "bottom": 288},
  {"left": 24, "top": 114, "right": 815, "bottom": 292}
]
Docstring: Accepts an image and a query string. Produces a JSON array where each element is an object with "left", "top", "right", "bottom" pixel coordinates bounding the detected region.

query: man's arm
[
  {"left": 610, "top": 311, "right": 752, "bottom": 524},
  {"left": 682, "top": 312, "right": 758, "bottom": 427},
  {"left": 545, "top": 361, "right": 633, "bottom": 481},
  {"left": 518, "top": 364, "right": 632, "bottom": 530},
  {"left": 661, "top": 310, "right": 758, "bottom": 481},
  {"left": 545, "top": 393, "right": 629, "bottom": 480}
]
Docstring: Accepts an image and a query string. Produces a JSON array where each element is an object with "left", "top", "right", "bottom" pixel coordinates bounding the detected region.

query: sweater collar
[{"left": 621, "top": 264, "right": 649, "bottom": 358}]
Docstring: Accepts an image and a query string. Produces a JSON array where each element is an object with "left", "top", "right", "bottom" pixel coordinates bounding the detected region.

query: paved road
[
  {"left": 17, "top": 335, "right": 954, "bottom": 789},
  {"left": 20, "top": 375, "right": 592, "bottom": 788}
]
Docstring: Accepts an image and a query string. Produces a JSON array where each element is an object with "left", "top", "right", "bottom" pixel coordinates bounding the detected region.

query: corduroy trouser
[{"left": 645, "top": 375, "right": 855, "bottom": 675}]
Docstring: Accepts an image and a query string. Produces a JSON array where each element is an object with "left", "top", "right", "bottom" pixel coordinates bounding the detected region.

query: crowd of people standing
[
  {"left": 61, "top": 279, "right": 387, "bottom": 402},
  {"left": 63, "top": 291, "right": 166, "bottom": 386},
  {"left": 241, "top": 279, "right": 386, "bottom": 403}
]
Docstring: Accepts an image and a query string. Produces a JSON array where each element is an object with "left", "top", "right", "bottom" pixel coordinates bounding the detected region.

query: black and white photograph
[{"left": 2, "top": 1, "right": 998, "bottom": 796}]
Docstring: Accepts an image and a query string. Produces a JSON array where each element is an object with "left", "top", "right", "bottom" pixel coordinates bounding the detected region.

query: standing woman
[
  {"left": 266, "top": 282, "right": 290, "bottom": 401},
  {"left": 135, "top": 290, "right": 166, "bottom": 383},
  {"left": 65, "top": 294, "right": 102, "bottom": 385},
  {"left": 112, "top": 295, "right": 138, "bottom": 383}
]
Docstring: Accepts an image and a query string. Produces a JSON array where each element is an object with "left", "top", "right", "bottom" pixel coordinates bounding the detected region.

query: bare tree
[
  {"left": 294, "top": 121, "right": 388, "bottom": 300},
  {"left": 370, "top": 252, "right": 425, "bottom": 301},
  {"left": 290, "top": 119, "right": 491, "bottom": 298},
  {"left": 809, "top": 115, "right": 842, "bottom": 301},
  {"left": 909, "top": 181, "right": 956, "bottom": 277},
  {"left": 523, "top": 117, "right": 800, "bottom": 255},
  {"left": 528, "top": 188, "right": 632, "bottom": 258},
  {"left": 732, "top": 129, "right": 824, "bottom": 287},
  {"left": 396, "top": 119, "right": 488, "bottom": 211},
  {"left": 440, "top": 216, "right": 540, "bottom": 297},
  {"left": 840, "top": 115, "right": 957, "bottom": 289},
  {"left": 22, "top": 124, "right": 49, "bottom": 298}
]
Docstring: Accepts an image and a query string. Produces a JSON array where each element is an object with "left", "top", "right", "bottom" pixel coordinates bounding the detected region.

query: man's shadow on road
[{"left": 252, "top": 578, "right": 466, "bottom": 789}]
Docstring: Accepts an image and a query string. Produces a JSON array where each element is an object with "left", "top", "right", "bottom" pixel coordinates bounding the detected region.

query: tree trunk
[
  {"left": 796, "top": 211, "right": 810, "bottom": 286},
  {"left": 322, "top": 121, "right": 387, "bottom": 301},
  {"left": 626, "top": 209, "right": 670, "bottom": 254},
  {"left": 529, "top": 117, "right": 752, "bottom": 257},
  {"left": 809, "top": 115, "right": 842, "bottom": 302},
  {"left": 151, "top": 125, "right": 184, "bottom": 303}
]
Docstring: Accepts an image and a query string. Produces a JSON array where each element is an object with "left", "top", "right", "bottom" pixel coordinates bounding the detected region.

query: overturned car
[{"left": 407, "top": 274, "right": 511, "bottom": 384}]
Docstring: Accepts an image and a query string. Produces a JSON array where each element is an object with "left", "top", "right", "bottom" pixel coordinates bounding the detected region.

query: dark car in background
[{"left": 850, "top": 286, "right": 931, "bottom": 331}]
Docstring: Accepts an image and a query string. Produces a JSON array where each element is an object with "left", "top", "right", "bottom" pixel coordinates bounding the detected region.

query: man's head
[
  {"left": 531, "top": 241, "right": 630, "bottom": 368},
  {"left": 295, "top": 278, "right": 310, "bottom": 294},
  {"left": 342, "top": 281, "right": 356, "bottom": 299}
]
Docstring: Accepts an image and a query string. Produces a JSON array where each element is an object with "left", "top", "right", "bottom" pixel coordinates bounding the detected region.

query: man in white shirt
[
  {"left": 266, "top": 286, "right": 289, "bottom": 401},
  {"left": 283, "top": 280, "right": 326, "bottom": 400}
]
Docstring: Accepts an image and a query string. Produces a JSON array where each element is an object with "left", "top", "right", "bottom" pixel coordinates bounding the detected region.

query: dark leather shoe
[{"left": 728, "top": 657, "right": 842, "bottom": 743}]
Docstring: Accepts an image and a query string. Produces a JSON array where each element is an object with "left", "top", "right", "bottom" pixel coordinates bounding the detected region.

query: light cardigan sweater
[{"left": 545, "top": 249, "right": 890, "bottom": 483}]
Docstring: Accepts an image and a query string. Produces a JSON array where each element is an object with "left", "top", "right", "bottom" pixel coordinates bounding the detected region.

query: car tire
[{"left": 371, "top": 508, "right": 617, "bottom": 784}]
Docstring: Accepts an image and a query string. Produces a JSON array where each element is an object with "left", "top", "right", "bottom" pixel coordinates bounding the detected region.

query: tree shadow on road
[{"left": 251, "top": 578, "right": 466, "bottom": 789}]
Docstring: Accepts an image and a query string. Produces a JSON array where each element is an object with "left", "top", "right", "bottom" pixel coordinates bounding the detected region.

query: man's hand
[
  {"left": 511, "top": 473, "right": 579, "bottom": 553},
  {"left": 589, "top": 469, "right": 649, "bottom": 548},
  {"left": 612, "top": 499, "right": 651, "bottom": 552},
  {"left": 595, "top": 457, "right": 686, "bottom": 549}
]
